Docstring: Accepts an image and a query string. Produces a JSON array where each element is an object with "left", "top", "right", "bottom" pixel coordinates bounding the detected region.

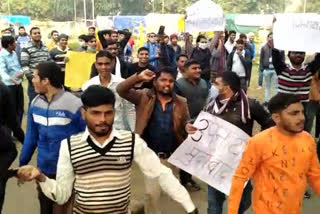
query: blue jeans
[
  {"left": 207, "top": 182, "right": 252, "bottom": 214},
  {"left": 263, "top": 69, "right": 278, "bottom": 102},
  {"left": 258, "top": 70, "right": 263, "bottom": 87},
  {"left": 27, "top": 81, "right": 37, "bottom": 105}
]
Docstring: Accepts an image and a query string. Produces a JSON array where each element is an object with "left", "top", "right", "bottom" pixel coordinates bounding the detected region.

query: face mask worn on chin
[
  {"left": 198, "top": 43, "right": 208, "bottom": 50},
  {"left": 87, "top": 46, "right": 96, "bottom": 53}
]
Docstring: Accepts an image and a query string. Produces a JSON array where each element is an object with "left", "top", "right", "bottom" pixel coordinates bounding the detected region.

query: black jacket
[
  {"left": 227, "top": 50, "right": 251, "bottom": 79},
  {"left": 0, "top": 83, "right": 24, "bottom": 179},
  {"left": 206, "top": 96, "right": 274, "bottom": 136}
]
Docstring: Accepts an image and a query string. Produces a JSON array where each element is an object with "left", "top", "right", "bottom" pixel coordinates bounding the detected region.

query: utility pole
[
  {"left": 162, "top": 0, "right": 164, "bottom": 13},
  {"left": 303, "top": 0, "right": 307, "bottom": 13},
  {"left": 7, "top": 0, "right": 11, "bottom": 14},
  {"left": 83, "top": 0, "right": 87, "bottom": 25},
  {"left": 92, "top": 0, "right": 95, "bottom": 21},
  {"left": 74, "top": 0, "right": 77, "bottom": 22}
]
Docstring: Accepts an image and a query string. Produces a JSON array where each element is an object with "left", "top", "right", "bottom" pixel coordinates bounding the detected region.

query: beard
[
  {"left": 158, "top": 89, "right": 173, "bottom": 96},
  {"left": 282, "top": 121, "right": 304, "bottom": 134},
  {"left": 88, "top": 122, "right": 113, "bottom": 137}
]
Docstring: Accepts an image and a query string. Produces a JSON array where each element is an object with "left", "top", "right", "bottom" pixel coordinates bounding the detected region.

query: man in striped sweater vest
[{"left": 18, "top": 85, "right": 198, "bottom": 214}]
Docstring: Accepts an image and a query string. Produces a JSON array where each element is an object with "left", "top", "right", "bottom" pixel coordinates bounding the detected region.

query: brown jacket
[{"left": 116, "top": 73, "right": 190, "bottom": 145}]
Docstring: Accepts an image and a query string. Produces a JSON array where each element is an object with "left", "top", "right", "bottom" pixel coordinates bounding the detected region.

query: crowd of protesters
[{"left": 0, "top": 22, "right": 320, "bottom": 214}]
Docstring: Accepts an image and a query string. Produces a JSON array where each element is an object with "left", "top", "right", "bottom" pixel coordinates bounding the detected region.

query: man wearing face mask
[
  {"left": 77, "top": 34, "right": 88, "bottom": 52},
  {"left": 185, "top": 33, "right": 216, "bottom": 81},
  {"left": 86, "top": 35, "right": 97, "bottom": 53},
  {"left": 185, "top": 71, "right": 273, "bottom": 214}
]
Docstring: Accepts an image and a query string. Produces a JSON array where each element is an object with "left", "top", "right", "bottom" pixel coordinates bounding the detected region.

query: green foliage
[{"left": 1, "top": 0, "right": 319, "bottom": 21}]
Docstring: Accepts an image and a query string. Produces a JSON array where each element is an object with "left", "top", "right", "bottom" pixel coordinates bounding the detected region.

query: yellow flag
[
  {"left": 65, "top": 51, "right": 96, "bottom": 89},
  {"left": 138, "top": 23, "right": 145, "bottom": 48}
]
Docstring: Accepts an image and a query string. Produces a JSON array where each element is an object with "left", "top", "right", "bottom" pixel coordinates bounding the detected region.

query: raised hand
[{"left": 138, "top": 69, "right": 155, "bottom": 82}]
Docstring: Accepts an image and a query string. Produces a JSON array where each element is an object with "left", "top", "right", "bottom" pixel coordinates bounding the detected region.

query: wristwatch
[{"left": 188, "top": 208, "right": 199, "bottom": 214}]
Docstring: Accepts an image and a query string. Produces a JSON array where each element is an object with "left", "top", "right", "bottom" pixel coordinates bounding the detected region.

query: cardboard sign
[
  {"left": 65, "top": 51, "right": 96, "bottom": 89},
  {"left": 273, "top": 13, "right": 320, "bottom": 52},
  {"left": 168, "top": 111, "right": 249, "bottom": 195}
]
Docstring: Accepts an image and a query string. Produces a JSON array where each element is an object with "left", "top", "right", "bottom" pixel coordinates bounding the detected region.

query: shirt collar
[
  {"left": 1, "top": 48, "right": 11, "bottom": 56},
  {"left": 57, "top": 46, "right": 69, "bottom": 52},
  {"left": 96, "top": 73, "right": 122, "bottom": 87},
  {"left": 288, "top": 62, "right": 307, "bottom": 71},
  {"left": 81, "top": 128, "right": 121, "bottom": 148}
]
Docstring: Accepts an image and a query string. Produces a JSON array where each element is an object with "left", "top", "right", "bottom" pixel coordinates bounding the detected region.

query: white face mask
[
  {"left": 87, "top": 46, "right": 96, "bottom": 52},
  {"left": 198, "top": 42, "right": 208, "bottom": 50},
  {"left": 79, "top": 41, "right": 86, "bottom": 47}
]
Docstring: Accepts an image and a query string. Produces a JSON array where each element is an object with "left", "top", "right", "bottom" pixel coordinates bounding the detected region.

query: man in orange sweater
[{"left": 228, "top": 93, "right": 320, "bottom": 214}]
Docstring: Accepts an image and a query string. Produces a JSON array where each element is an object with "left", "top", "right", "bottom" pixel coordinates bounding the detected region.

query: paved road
[{"left": 3, "top": 144, "right": 320, "bottom": 214}]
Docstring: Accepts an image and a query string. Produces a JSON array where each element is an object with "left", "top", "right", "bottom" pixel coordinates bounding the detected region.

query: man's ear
[
  {"left": 271, "top": 113, "right": 280, "bottom": 124},
  {"left": 81, "top": 107, "right": 86, "bottom": 121}
]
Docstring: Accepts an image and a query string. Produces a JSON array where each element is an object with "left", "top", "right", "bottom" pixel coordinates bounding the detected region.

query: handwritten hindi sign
[
  {"left": 168, "top": 111, "right": 249, "bottom": 195},
  {"left": 185, "top": 0, "right": 225, "bottom": 32},
  {"left": 273, "top": 13, "right": 320, "bottom": 52},
  {"left": 65, "top": 51, "right": 96, "bottom": 89}
]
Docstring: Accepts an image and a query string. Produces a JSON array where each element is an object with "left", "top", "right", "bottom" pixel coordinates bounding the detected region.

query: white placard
[
  {"left": 185, "top": 0, "right": 225, "bottom": 32},
  {"left": 168, "top": 111, "right": 249, "bottom": 195},
  {"left": 273, "top": 13, "right": 320, "bottom": 52}
]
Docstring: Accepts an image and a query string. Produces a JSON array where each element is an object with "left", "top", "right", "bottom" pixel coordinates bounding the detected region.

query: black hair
[
  {"left": 51, "top": 30, "right": 58, "bottom": 36},
  {"left": 30, "top": 27, "right": 40, "bottom": 35},
  {"left": 217, "top": 72, "right": 241, "bottom": 93},
  {"left": 87, "top": 35, "right": 96, "bottom": 41},
  {"left": 268, "top": 93, "right": 301, "bottom": 114},
  {"left": 81, "top": 85, "right": 115, "bottom": 107},
  {"left": 184, "top": 59, "right": 200, "bottom": 69},
  {"left": 58, "top": 34, "right": 68, "bottom": 41},
  {"left": 18, "top": 26, "right": 25, "bottom": 30},
  {"left": 36, "top": 62, "right": 63, "bottom": 88},
  {"left": 78, "top": 34, "right": 88, "bottom": 42},
  {"left": 1, "top": 36, "right": 15, "bottom": 48},
  {"left": 155, "top": 66, "right": 175, "bottom": 80},
  {"left": 176, "top": 54, "right": 188, "bottom": 62},
  {"left": 105, "top": 40, "right": 118, "bottom": 48},
  {"left": 239, "top": 33, "right": 247, "bottom": 39},
  {"left": 196, "top": 35, "right": 206, "bottom": 43},
  {"left": 267, "top": 32, "right": 273, "bottom": 38},
  {"left": 137, "top": 47, "right": 149, "bottom": 54},
  {"left": 88, "top": 26, "right": 96, "bottom": 31},
  {"left": 236, "top": 39, "right": 245, "bottom": 45},
  {"left": 229, "top": 30, "right": 236, "bottom": 35},
  {"left": 95, "top": 50, "right": 114, "bottom": 60},
  {"left": 288, "top": 51, "right": 306, "bottom": 58},
  {"left": 110, "top": 30, "right": 118, "bottom": 35}
]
